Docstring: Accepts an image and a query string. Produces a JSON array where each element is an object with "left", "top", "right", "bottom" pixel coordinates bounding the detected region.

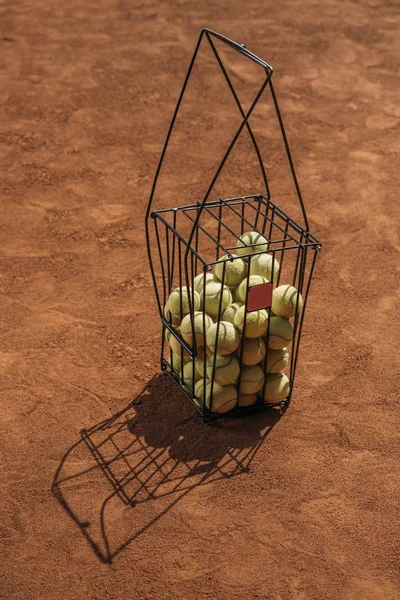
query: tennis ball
[
  {"left": 181, "top": 311, "right": 213, "bottom": 347},
  {"left": 200, "top": 282, "right": 232, "bottom": 319},
  {"left": 265, "top": 347, "right": 289, "bottom": 373},
  {"left": 193, "top": 272, "right": 218, "bottom": 294},
  {"left": 167, "top": 286, "right": 201, "bottom": 317},
  {"left": 167, "top": 351, "right": 188, "bottom": 376},
  {"left": 195, "top": 379, "right": 237, "bottom": 414},
  {"left": 272, "top": 284, "right": 303, "bottom": 318},
  {"left": 264, "top": 372, "right": 290, "bottom": 403},
  {"left": 249, "top": 253, "right": 280, "bottom": 282},
  {"left": 169, "top": 328, "right": 191, "bottom": 359},
  {"left": 206, "top": 353, "right": 240, "bottom": 385},
  {"left": 234, "top": 305, "right": 268, "bottom": 338},
  {"left": 268, "top": 316, "right": 293, "bottom": 350},
  {"left": 221, "top": 301, "right": 244, "bottom": 324},
  {"left": 235, "top": 336, "right": 266, "bottom": 365},
  {"left": 164, "top": 303, "right": 180, "bottom": 327},
  {"left": 239, "top": 364, "right": 265, "bottom": 394},
  {"left": 236, "top": 275, "right": 269, "bottom": 303},
  {"left": 236, "top": 231, "right": 269, "bottom": 257},
  {"left": 238, "top": 392, "right": 257, "bottom": 407},
  {"left": 215, "top": 254, "right": 247, "bottom": 287},
  {"left": 182, "top": 361, "right": 202, "bottom": 389},
  {"left": 206, "top": 321, "right": 240, "bottom": 355}
]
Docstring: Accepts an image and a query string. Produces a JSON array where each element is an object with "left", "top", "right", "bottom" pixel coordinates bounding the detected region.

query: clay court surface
[{"left": 1, "top": 0, "right": 399, "bottom": 598}]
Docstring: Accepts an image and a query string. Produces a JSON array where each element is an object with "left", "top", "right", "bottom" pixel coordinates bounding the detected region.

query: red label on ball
[{"left": 247, "top": 282, "right": 273, "bottom": 312}]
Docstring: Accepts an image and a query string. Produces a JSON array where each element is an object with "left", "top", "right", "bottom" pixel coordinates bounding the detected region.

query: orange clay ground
[{"left": 1, "top": 1, "right": 399, "bottom": 599}]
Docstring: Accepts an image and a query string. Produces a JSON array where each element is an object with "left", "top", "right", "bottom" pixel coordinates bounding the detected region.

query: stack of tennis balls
[{"left": 163, "top": 230, "right": 303, "bottom": 414}]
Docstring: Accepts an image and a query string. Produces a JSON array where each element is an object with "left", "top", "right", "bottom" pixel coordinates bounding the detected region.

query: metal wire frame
[
  {"left": 151, "top": 195, "right": 320, "bottom": 421},
  {"left": 145, "top": 29, "right": 321, "bottom": 421}
]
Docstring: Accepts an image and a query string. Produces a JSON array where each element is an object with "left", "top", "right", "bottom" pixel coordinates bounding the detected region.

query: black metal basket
[{"left": 145, "top": 29, "right": 321, "bottom": 422}]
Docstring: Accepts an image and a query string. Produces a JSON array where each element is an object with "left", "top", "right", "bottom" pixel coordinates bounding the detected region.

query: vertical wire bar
[
  {"left": 166, "top": 225, "right": 172, "bottom": 298},
  {"left": 177, "top": 239, "right": 185, "bottom": 379},
  {"left": 217, "top": 201, "right": 223, "bottom": 261},
  {"left": 262, "top": 195, "right": 270, "bottom": 236},
  {"left": 289, "top": 241, "right": 307, "bottom": 390},
  {"left": 170, "top": 210, "right": 177, "bottom": 288},
  {"left": 267, "top": 205, "right": 275, "bottom": 243},
  {"left": 289, "top": 248, "right": 318, "bottom": 404},
  {"left": 155, "top": 222, "right": 166, "bottom": 311},
  {"left": 260, "top": 257, "right": 272, "bottom": 405},
  {"left": 154, "top": 219, "right": 167, "bottom": 371},
  {"left": 235, "top": 254, "right": 252, "bottom": 409},
  {"left": 292, "top": 238, "right": 302, "bottom": 287},
  {"left": 195, "top": 209, "right": 200, "bottom": 278},
  {"left": 209, "top": 261, "right": 227, "bottom": 414},
  {"left": 288, "top": 242, "right": 306, "bottom": 391},
  {"left": 190, "top": 249, "right": 197, "bottom": 397},
  {"left": 254, "top": 198, "right": 261, "bottom": 232},
  {"left": 258, "top": 196, "right": 268, "bottom": 236},
  {"left": 202, "top": 267, "right": 209, "bottom": 420},
  {"left": 276, "top": 219, "right": 290, "bottom": 288},
  {"left": 241, "top": 199, "right": 246, "bottom": 236}
]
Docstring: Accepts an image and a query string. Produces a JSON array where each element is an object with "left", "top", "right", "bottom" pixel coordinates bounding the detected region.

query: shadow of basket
[{"left": 52, "top": 374, "right": 285, "bottom": 564}]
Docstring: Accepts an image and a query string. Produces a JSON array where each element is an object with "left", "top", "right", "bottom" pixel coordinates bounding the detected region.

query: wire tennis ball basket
[{"left": 145, "top": 29, "right": 321, "bottom": 422}]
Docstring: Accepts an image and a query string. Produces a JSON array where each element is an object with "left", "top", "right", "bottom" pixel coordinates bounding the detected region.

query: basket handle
[
  {"left": 145, "top": 29, "right": 272, "bottom": 223},
  {"left": 203, "top": 28, "right": 273, "bottom": 72},
  {"left": 145, "top": 29, "right": 310, "bottom": 288}
]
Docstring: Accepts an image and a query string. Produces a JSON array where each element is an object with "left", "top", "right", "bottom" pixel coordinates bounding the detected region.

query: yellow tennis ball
[
  {"left": 265, "top": 347, "right": 289, "bottom": 373},
  {"left": 169, "top": 328, "right": 191, "bottom": 359},
  {"left": 206, "top": 353, "right": 240, "bottom": 385},
  {"left": 167, "top": 351, "right": 189, "bottom": 376},
  {"left": 181, "top": 361, "right": 202, "bottom": 389},
  {"left": 180, "top": 311, "right": 213, "bottom": 347},
  {"left": 249, "top": 253, "right": 280, "bottom": 282},
  {"left": 206, "top": 321, "right": 240, "bottom": 355},
  {"left": 264, "top": 372, "right": 290, "bottom": 403},
  {"left": 215, "top": 254, "right": 247, "bottom": 287},
  {"left": 268, "top": 316, "right": 293, "bottom": 350},
  {"left": 272, "top": 284, "right": 303, "bottom": 318},
  {"left": 238, "top": 392, "right": 257, "bottom": 407},
  {"left": 236, "top": 231, "right": 269, "bottom": 257},
  {"left": 164, "top": 302, "right": 181, "bottom": 327},
  {"left": 167, "top": 286, "right": 201, "bottom": 317},
  {"left": 193, "top": 272, "right": 219, "bottom": 294},
  {"left": 234, "top": 305, "right": 268, "bottom": 338},
  {"left": 236, "top": 336, "right": 266, "bottom": 365},
  {"left": 239, "top": 365, "right": 264, "bottom": 394},
  {"left": 239, "top": 364, "right": 265, "bottom": 394},
  {"left": 221, "top": 301, "right": 244, "bottom": 324},
  {"left": 236, "top": 275, "right": 269, "bottom": 303},
  {"left": 195, "top": 379, "right": 237, "bottom": 414},
  {"left": 200, "top": 282, "right": 232, "bottom": 319}
]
